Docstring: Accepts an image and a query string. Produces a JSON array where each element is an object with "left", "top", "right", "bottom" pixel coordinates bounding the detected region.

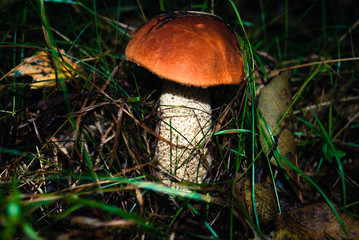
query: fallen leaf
[
  {"left": 274, "top": 202, "right": 359, "bottom": 239},
  {"left": 9, "top": 49, "right": 79, "bottom": 89},
  {"left": 258, "top": 70, "right": 297, "bottom": 181}
]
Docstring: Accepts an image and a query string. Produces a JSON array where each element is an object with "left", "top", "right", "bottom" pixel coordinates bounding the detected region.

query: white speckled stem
[{"left": 155, "top": 81, "right": 212, "bottom": 184}]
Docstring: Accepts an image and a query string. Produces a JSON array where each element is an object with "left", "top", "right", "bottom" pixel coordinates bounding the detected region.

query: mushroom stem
[{"left": 155, "top": 81, "right": 212, "bottom": 184}]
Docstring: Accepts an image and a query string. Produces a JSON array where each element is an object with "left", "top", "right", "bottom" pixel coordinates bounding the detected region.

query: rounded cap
[{"left": 125, "top": 11, "right": 245, "bottom": 88}]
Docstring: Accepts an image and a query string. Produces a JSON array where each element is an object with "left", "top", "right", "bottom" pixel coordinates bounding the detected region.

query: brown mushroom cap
[{"left": 125, "top": 11, "right": 245, "bottom": 88}]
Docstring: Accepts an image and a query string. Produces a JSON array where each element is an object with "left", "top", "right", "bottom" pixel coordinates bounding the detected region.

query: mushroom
[{"left": 125, "top": 11, "right": 244, "bottom": 184}]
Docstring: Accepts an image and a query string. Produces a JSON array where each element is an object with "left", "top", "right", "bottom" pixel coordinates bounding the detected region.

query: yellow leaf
[{"left": 10, "top": 49, "right": 78, "bottom": 89}]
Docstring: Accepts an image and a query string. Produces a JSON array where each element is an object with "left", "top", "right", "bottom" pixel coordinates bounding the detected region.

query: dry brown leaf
[
  {"left": 274, "top": 202, "right": 359, "bottom": 239},
  {"left": 9, "top": 49, "right": 79, "bottom": 89},
  {"left": 258, "top": 70, "right": 296, "bottom": 181},
  {"left": 325, "top": 212, "right": 359, "bottom": 239}
]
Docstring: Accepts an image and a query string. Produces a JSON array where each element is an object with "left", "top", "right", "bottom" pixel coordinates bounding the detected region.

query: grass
[{"left": 1, "top": 0, "right": 358, "bottom": 239}]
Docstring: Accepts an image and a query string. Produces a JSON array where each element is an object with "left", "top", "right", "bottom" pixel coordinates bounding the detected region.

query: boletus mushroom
[{"left": 125, "top": 11, "right": 244, "bottom": 184}]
